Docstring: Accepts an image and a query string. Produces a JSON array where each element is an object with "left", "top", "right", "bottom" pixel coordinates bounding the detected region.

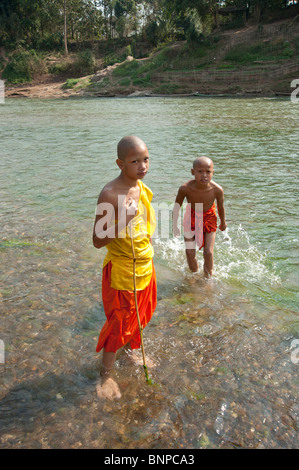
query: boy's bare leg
[
  {"left": 124, "top": 343, "right": 156, "bottom": 368},
  {"left": 99, "top": 350, "right": 116, "bottom": 382},
  {"left": 185, "top": 237, "right": 199, "bottom": 272},
  {"left": 96, "top": 349, "right": 121, "bottom": 400},
  {"left": 203, "top": 232, "right": 216, "bottom": 277}
]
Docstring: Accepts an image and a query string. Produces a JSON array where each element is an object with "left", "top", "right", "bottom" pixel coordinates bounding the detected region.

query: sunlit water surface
[{"left": 0, "top": 97, "right": 298, "bottom": 449}]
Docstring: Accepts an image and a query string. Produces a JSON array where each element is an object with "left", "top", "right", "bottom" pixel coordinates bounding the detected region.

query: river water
[{"left": 0, "top": 96, "right": 298, "bottom": 449}]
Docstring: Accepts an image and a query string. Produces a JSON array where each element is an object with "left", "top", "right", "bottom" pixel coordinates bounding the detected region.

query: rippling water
[{"left": 0, "top": 97, "right": 298, "bottom": 449}]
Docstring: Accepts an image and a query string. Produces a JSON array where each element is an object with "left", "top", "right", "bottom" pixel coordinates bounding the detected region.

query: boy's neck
[
  {"left": 118, "top": 172, "right": 140, "bottom": 188},
  {"left": 194, "top": 180, "right": 212, "bottom": 190}
]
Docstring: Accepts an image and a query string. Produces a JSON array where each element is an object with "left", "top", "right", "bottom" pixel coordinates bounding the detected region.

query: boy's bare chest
[
  {"left": 125, "top": 186, "right": 141, "bottom": 205},
  {"left": 186, "top": 186, "right": 216, "bottom": 210},
  {"left": 114, "top": 186, "right": 140, "bottom": 217}
]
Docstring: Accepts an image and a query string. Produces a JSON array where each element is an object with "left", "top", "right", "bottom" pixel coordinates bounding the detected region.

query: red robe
[
  {"left": 183, "top": 202, "right": 217, "bottom": 250},
  {"left": 96, "top": 261, "right": 157, "bottom": 353}
]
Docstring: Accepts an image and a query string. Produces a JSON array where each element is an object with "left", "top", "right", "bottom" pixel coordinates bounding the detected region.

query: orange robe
[
  {"left": 96, "top": 261, "right": 157, "bottom": 353},
  {"left": 96, "top": 180, "right": 157, "bottom": 354},
  {"left": 183, "top": 202, "right": 217, "bottom": 250}
]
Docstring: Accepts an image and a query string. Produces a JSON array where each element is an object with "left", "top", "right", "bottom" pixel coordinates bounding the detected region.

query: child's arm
[
  {"left": 216, "top": 187, "right": 227, "bottom": 231},
  {"left": 173, "top": 186, "right": 186, "bottom": 237},
  {"left": 93, "top": 190, "right": 137, "bottom": 249}
]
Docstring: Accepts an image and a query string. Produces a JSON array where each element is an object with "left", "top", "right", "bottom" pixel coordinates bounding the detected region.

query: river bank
[
  {"left": 3, "top": 76, "right": 294, "bottom": 99},
  {"left": 3, "top": 18, "right": 299, "bottom": 100}
]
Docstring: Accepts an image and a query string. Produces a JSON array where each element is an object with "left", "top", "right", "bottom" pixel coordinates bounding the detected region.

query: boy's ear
[
  {"left": 116, "top": 158, "right": 124, "bottom": 170},
  {"left": 191, "top": 168, "right": 195, "bottom": 175}
]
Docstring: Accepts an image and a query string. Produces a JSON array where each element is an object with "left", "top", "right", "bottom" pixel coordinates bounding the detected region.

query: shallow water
[{"left": 0, "top": 96, "right": 298, "bottom": 449}]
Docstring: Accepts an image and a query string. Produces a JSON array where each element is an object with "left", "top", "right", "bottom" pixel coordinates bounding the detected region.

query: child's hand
[
  {"left": 219, "top": 221, "right": 227, "bottom": 231},
  {"left": 126, "top": 197, "right": 138, "bottom": 217},
  {"left": 173, "top": 226, "right": 180, "bottom": 237}
]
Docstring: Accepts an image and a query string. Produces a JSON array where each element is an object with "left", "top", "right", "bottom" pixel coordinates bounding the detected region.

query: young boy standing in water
[
  {"left": 92, "top": 136, "right": 157, "bottom": 400},
  {"left": 173, "top": 156, "right": 227, "bottom": 277}
]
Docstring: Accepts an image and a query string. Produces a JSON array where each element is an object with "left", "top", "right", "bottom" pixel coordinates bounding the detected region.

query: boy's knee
[
  {"left": 185, "top": 249, "right": 198, "bottom": 272},
  {"left": 204, "top": 248, "right": 213, "bottom": 258},
  {"left": 186, "top": 249, "right": 196, "bottom": 260}
]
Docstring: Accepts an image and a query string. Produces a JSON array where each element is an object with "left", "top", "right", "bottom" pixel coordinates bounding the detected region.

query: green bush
[
  {"left": 49, "top": 51, "right": 96, "bottom": 77},
  {"left": 48, "top": 61, "right": 71, "bottom": 75},
  {"left": 2, "top": 48, "right": 46, "bottom": 83},
  {"left": 144, "top": 20, "right": 171, "bottom": 46},
  {"left": 184, "top": 11, "right": 203, "bottom": 43},
  {"left": 104, "top": 54, "right": 120, "bottom": 66},
  {"left": 125, "top": 45, "right": 132, "bottom": 57},
  {"left": 74, "top": 50, "right": 96, "bottom": 75},
  {"left": 61, "top": 77, "right": 90, "bottom": 90},
  {"left": 103, "top": 50, "right": 130, "bottom": 67},
  {"left": 33, "top": 33, "right": 63, "bottom": 51},
  {"left": 62, "top": 78, "right": 80, "bottom": 89}
]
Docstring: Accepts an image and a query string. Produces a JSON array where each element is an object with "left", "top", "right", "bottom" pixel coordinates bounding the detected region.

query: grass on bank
[
  {"left": 112, "top": 39, "right": 218, "bottom": 79},
  {"left": 61, "top": 77, "right": 91, "bottom": 90},
  {"left": 223, "top": 37, "right": 295, "bottom": 66},
  {"left": 97, "top": 40, "right": 216, "bottom": 91},
  {"left": 87, "top": 35, "right": 298, "bottom": 93}
]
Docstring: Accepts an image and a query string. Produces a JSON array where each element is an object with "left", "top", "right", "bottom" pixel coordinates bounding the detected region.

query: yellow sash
[{"left": 103, "top": 180, "right": 156, "bottom": 291}]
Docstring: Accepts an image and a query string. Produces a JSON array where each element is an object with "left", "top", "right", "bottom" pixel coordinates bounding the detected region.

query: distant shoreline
[{"left": 4, "top": 82, "right": 291, "bottom": 100}]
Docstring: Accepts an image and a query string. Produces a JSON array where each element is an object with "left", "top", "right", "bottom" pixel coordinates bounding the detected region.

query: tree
[
  {"left": 114, "top": 0, "right": 136, "bottom": 38},
  {"left": 164, "top": 0, "right": 221, "bottom": 32},
  {"left": 64, "top": 0, "right": 68, "bottom": 54}
]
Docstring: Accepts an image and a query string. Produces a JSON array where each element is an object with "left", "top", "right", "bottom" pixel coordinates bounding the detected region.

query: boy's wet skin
[
  {"left": 173, "top": 156, "right": 227, "bottom": 277},
  {"left": 93, "top": 136, "right": 157, "bottom": 400}
]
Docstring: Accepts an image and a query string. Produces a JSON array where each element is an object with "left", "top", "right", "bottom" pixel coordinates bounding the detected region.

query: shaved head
[
  {"left": 117, "top": 135, "right": 147, "bottom": 161},
  {"left": 193, "top": 156, "right": 213, "bottom": 169}
]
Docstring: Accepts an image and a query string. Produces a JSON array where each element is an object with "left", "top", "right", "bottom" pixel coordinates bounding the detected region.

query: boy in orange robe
[
  {"left": 173, "top": 157, "right": 227, "bottom": 277},
  {"left": 92, "top": 136, "right": 157, "bottom": 400}
]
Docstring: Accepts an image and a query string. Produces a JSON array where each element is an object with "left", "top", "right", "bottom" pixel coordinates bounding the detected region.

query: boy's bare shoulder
[
  {"left": 211, "top": 180, "right": 224, "bottom": 194},
  {"left": 97, "top": 178, "right": 120, "bottom": 204},
  {"left": 179, "top": 179, "right": 195, "bottom": 192}
]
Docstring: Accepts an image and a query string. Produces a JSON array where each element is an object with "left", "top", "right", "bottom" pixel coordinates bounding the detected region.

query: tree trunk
[
  {"left": 213, "top": 0, "right": 220, "bottom": 30},
  {"left": 254, "top": 1, "right": 262, "bottom": 23},
  {"left": 64, "top": 0, "right": 68, "bottom": 55}
]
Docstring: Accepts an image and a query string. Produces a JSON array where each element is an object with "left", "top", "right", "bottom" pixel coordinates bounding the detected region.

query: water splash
[
  {"left": 154, "top": 236, "right": 187, "bottom": 273},
  {"left": 153, "top": 224, "right": 281, "bottom": 288},
  {"left": 215, "top": 225, "right": 281, "bottom": 286}
]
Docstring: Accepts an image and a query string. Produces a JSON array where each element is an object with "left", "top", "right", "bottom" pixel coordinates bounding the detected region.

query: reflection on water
[{"left": 0, "top": 97, "right": 298, "bottom": 449}]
